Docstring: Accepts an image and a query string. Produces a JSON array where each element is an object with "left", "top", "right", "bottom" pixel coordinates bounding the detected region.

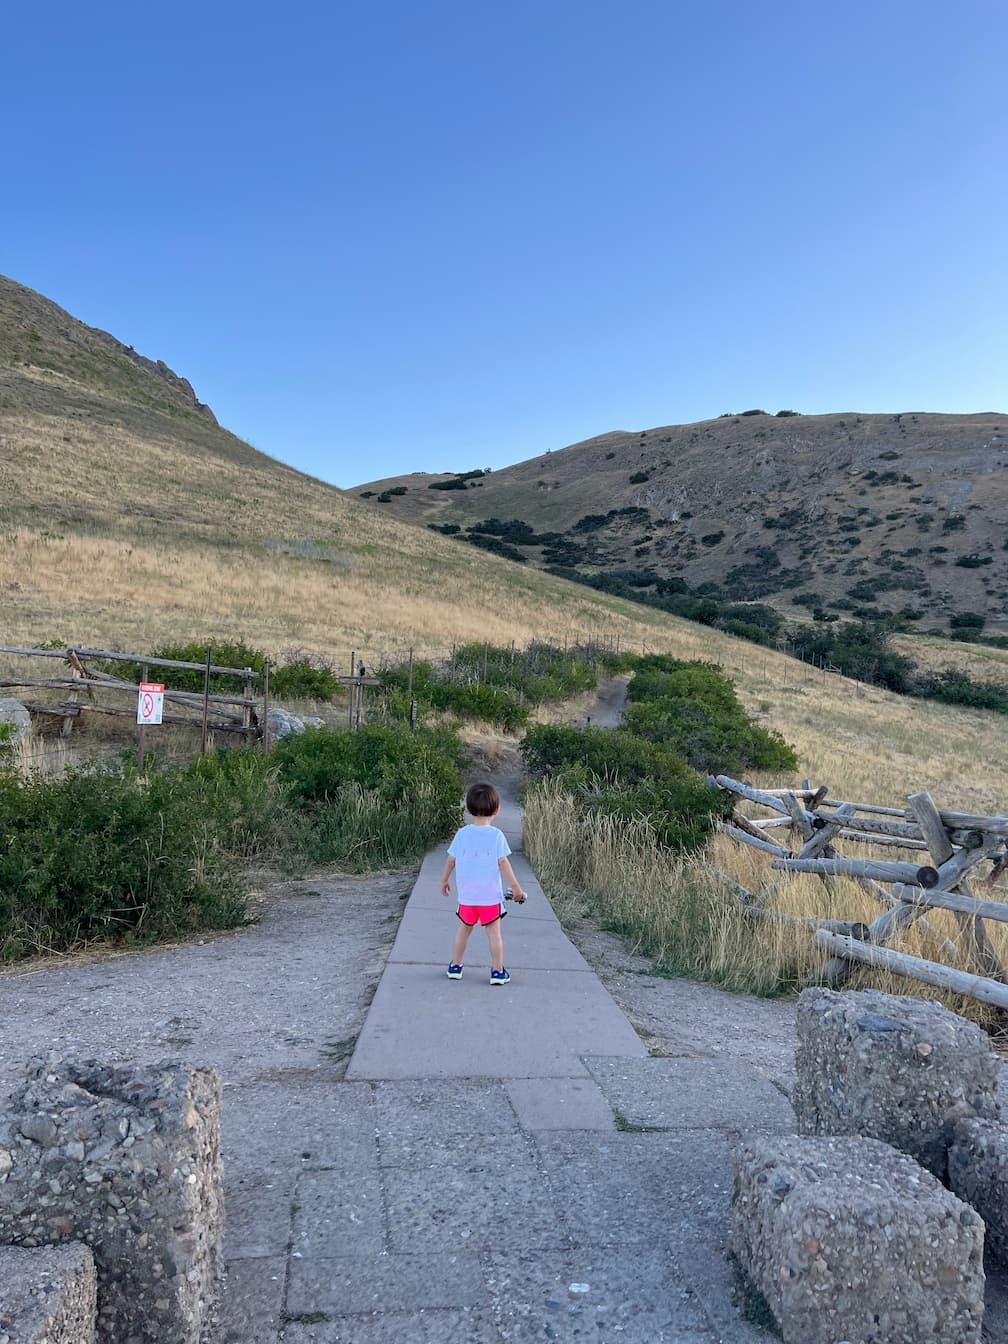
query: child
[{"left": 440, "top": 781, "right": 526, "bottom": 984}]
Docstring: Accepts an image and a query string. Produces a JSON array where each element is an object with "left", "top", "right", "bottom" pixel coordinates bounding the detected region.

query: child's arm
[
  {"left": 499, "top": 856, "right": 526, "bottom": 903},
  {"left": 440, "top": 854, "right": 456, "bottom": 898}
]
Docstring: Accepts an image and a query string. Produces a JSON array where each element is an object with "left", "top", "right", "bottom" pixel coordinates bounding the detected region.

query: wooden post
[
  {"left": 816, "top": 930, "right": 1008, "bottom": 1011},
  {"left": 60, "top": 650, "right": 85, "bottom": 738},
  {"left": 199, "top": 645, "right": 212, "bottom": 755},
  {"left": 262, "top": 656, "right": 271, "bottom": 753},
  {"left": 137, "top": 661, "right": 148, "bottom": 769},
  {"left": 908, "top": 790, "right": 1006, "bottom": 982},
  {"left": 349, "top": 651, "right": 356, "bottom": 729},
  {"left": 241, "top": 667, "right": 253, "bottom": 740}
]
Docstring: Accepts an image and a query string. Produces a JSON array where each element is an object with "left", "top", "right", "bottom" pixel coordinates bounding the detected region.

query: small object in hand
[{"left": 505, "top": 887, "right": 514, "bottom": 901}]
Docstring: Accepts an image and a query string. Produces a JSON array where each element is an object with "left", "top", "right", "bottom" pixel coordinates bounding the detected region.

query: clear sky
[{"left": 3, "top": 1, "right": 1005, "bottom": 487}]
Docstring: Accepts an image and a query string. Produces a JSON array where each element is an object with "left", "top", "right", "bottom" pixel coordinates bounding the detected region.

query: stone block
[
  {"left": 793, "top": 988, "right": 999, "bottom": 1178},
  {"left": 950, "top": 1117, "right": 1008, "bottom": 1266},
  {"left": 0, "top": 1057, "right": 223, "bottom": 1344},
  {"left": 732, "top": 1134, "right": 985, "bottom": 1344},
  {"left": 0, "top": 1242, "right": 96, "bottom": 1344}
]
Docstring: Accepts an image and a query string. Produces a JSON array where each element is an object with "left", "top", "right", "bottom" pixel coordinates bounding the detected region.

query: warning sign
[{"left": 137, "top": 682, "right": 165, "bottom": 726}]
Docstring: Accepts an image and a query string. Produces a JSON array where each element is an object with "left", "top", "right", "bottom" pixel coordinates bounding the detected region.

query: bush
[
  {"left": 105, "top": 640, "right": 340, "bottom": 702},
  {"left": 520, "top": 726, "right": 726, "bottom": 852},
  {"left": 629, "top": 471, "right": 650, "bottom": 484},
  {"left": 623, "top": 657, "right": 797, "bottom": 774},
  {"left": 272, "top": 724, "right": 463, "bottom": 866},
  {"left": 379, "top": 642, "right": 608, "bottom": 733},
  {"left": 916, "top": 671, "right": 1008, "bottom": 715},
  {"left": 0, "top": 762, "right": 247, "bottom": 959},
  {"left": 950, "top": 612, "right": 986, "bottom": 632}
]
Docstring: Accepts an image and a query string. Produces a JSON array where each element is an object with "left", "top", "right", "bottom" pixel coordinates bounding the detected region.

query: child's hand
[
  {"left": 513, "top": 889, "right": 526, "bottom": 904},
  {"left": 441, "top": 880, "right": 452, "bottom": 898}
]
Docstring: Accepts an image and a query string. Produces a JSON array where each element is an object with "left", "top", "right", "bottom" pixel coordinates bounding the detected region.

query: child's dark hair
[{"left": 466, "top": 782, "right": 500, "bottom": 817}]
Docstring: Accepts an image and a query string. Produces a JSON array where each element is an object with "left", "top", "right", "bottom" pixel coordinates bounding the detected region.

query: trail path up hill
[{"left": 2, "top": 684, "right": 1007, "bottom": 1338}]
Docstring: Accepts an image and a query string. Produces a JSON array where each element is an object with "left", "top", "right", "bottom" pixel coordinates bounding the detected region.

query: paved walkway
[{"left": 227, "top": 796, "right": 790, "bottom": 1344}]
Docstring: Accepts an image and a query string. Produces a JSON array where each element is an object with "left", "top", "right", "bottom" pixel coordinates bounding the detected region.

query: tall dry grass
[{"left": 524, "top": 783, "right": 1008, "bottom": 1028}]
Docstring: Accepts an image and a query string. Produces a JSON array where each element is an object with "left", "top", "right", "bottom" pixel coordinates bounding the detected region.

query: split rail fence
[{"left": 711, "top": 774, "right": 1008, "bottom": 1011}]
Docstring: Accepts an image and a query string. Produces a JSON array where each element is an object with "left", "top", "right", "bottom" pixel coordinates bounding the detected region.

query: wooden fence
[
  {"left": 0, "top": 644, "right": 260, "bottom": 737},
  {"left": 711, "top": 774, "right": 1008, "bottom": 1010}
]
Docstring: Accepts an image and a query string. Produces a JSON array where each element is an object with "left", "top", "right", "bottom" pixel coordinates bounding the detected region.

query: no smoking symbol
[{"left": 141, "top": 692, "right": 155, "bottom": 719}]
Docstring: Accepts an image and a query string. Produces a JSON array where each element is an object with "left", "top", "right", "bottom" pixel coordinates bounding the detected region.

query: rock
[
  {"left": 0, "top": 1242, "right": 97, "bottom": 1343},
  {"left": 0, "top": 697, "right": 31, "bottom": 747},
  {"left": 732, "top": 1133, "right": 985, "bottom": 1344},
  {"left": 0, "top": 1057, "right": 223, "bottom": 1344},
  {"left": 792, "top": 988, "right": 1000, "bottom": 1179},
  {"left": 265, "top": 709, "right": 324, "bottom": 739},
  {"left": 949, "top": 1117, "right": 1008, "bottom": 1267}
]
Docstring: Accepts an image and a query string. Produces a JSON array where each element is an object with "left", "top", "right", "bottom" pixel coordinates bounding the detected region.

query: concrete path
[{"left": 262, "top": 813, "right": 789, "bottom": 1343}]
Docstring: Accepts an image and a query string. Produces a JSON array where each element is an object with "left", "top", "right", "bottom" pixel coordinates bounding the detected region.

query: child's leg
[
  {"left": 451, "top": 920, "right": 475, "bottom": 965},
  {"left": 486, "top": 919, "right": 505, "bottom": 972}
]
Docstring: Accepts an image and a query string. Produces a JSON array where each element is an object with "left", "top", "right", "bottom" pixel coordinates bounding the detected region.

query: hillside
[
  {"left": 355, "top": 411, "right": 1008, "bottom": 632},
  {"left": 0, "top": 275, "right": 703, "bottom": 663},
  {"left": 3, "top": 276, "right": 1008, "bottom": 845}
]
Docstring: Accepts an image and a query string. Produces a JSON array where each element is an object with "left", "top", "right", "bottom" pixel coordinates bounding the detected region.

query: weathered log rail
[
  {"left": 710, "top": 772, "right": 1008, "bottom": 1010},
  {"left": 0, "top": 644, "right": 260, "bottom": 738}
]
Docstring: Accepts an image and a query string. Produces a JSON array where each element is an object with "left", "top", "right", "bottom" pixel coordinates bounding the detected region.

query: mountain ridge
[{"left": 355, "top": 410, "right": 1008, "bottom": 630}]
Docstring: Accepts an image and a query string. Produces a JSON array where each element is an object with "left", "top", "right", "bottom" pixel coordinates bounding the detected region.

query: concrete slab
[
  {"left": 286, "top": 1250, "right": 488, "bottom": 1315},
  {"left": 346, "top": 962, "right": 646, "bottom": 1080},
  {"left": 291, "top": 1167, "right": 386, "bottom": 1258},
  {"left": 221, "top": 1080, "right": 377, "bottom": 1177},
  {"left": 224, "top": 1172, "right": 297, "bottom": 1259},
  {"left": 211, "top": 1255, "right": 288, "bottom": 1344},
  {"left": 381, "top": 1147, "right": 572, "bottom": 1254},
  {"left": 373, "top": 1080, "right": 521, "bottom": 1165},
  {"left": 535, "top": 1130, "right": 736, "bottom": 1247},
  {"left": 484, "top": 1245, "right": 718, "bottom": 1343},
  {"left": 583, "top": 1057, "right": 796, "bottom": 1134},
  {"left": 280, "top": 1309, "right": 506, "bottom": 1343},
  {"left": 504, "top": 1076, "right": 616, "bottom": 1131}
]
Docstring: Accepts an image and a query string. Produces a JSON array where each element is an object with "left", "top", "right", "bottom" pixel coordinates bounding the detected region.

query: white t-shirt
[{"left": 448, "top": 823, "right": 511, "bottom": 906}]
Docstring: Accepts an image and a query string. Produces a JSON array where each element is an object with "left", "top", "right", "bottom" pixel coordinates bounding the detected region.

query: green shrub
[
  {"left": 0, "top": 763, "right": 246, "bottom": 959},
  {"left": 916, "top": 671, "right": 1008, "bottom": 715},
  {"left": 272, "top": 724, "right": 463, "bottom": 867},
  {"left": 521, "top": 725, "right": 726, "bottom": 852},
  {"left": 623, "top": 657, "right": 797, "bottom": 774},
  {"left": 629, "top": 471, "right": 650, "bottom": 484}
]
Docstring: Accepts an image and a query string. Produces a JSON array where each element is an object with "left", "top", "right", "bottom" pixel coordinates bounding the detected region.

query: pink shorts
[{"left": 457, "top": 903, "right": 505, "bottom": 927}]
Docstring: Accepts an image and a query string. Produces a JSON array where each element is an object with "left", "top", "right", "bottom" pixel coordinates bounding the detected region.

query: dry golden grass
[
  {"left": 893, "top": 630, "right": 1008, "bottom": 686},
  {"left": 525, "top": 785, "right": 1008, "bottom": 1028}
]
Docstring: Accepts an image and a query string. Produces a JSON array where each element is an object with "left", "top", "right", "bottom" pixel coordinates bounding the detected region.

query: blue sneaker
[
  {"left": 490, "top": 968, "right": 511, "bottom": 985},
  {"left": 446, "top": 963, "right": 463, "bottom": 979}
]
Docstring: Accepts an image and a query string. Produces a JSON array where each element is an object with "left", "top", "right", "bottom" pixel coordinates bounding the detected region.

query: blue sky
[{"left": 3, "top": 1, "right": 1005, "bottom": 486}]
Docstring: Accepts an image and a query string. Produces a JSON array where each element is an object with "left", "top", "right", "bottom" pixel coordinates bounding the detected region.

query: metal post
[
  {"left": 407, "top": 647, "right": 414, "bottom": 700},
  {"left": 349, "top": 651, "right": 356, "bottom": 729},
  {"left": 199, "top": 645, "right": 212, "bottom": 755},
  {"left": 137, "top": 661, "right": 148, "bottom": 769}
]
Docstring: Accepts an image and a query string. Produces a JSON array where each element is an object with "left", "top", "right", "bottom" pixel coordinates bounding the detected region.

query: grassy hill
[
  {"left": 355, "top": 411, "right": 1008, "bottom": 633},
  {"left": 3, "top": 274, "right": 1007, "bottom": 829},
  {"left": 0, "top": 274, "right": 710, "bottom": 663}
]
